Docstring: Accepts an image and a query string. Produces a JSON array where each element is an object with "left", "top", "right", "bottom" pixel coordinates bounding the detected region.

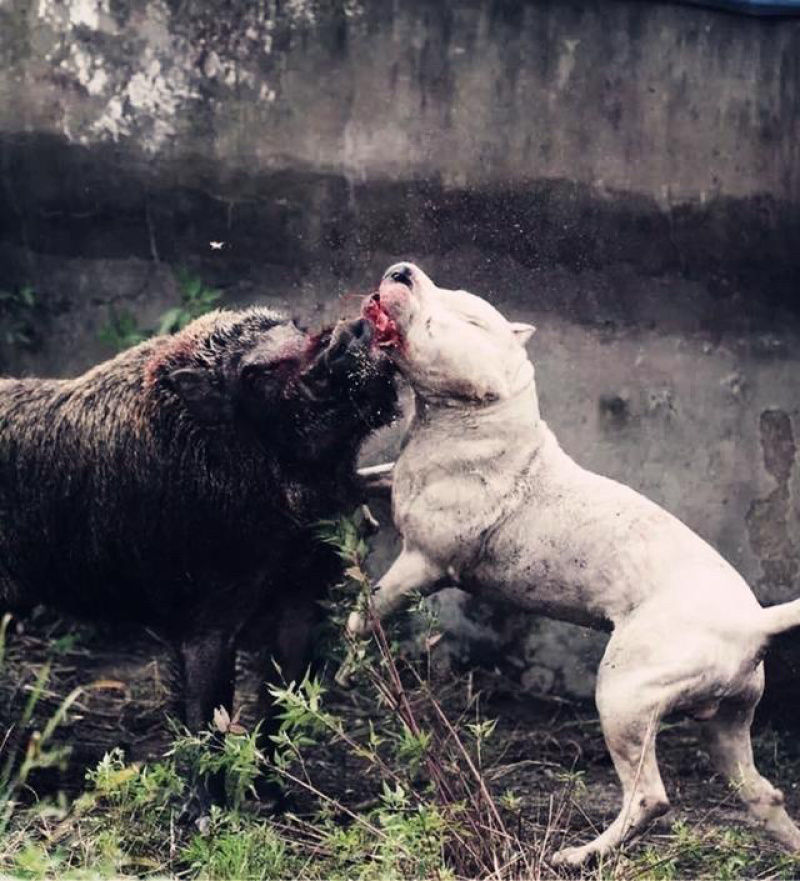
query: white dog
[{"left": 348, "top": 262, "right": 800, "bottom": 866}]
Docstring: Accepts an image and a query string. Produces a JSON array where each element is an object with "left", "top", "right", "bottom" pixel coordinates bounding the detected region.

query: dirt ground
[
  {"left": 305, "top": 676, "right": 800, "bottom": 866},
  {"left": 2, "top": 610, "right": 800, "bottom": 874}
]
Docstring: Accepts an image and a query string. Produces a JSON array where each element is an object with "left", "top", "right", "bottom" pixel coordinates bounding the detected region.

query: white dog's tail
[{"left": 761, "top": 598, "right": 800, "bottom": 637}]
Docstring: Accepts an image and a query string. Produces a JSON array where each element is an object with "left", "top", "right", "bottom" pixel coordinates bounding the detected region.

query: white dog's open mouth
[{"left": 363, "top": 296, "right": 402, "bottom": 348}]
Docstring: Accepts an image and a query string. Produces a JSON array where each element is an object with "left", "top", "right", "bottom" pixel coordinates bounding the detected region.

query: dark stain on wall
[
  {"left": 749, "top": 409, "right": 800, "bottom": 730},
  {"left": 598, "top": 393, "right": 632, "bottom": 429},
  {"left": 746, "top": 409, "right": 799, "bottom": 588}
]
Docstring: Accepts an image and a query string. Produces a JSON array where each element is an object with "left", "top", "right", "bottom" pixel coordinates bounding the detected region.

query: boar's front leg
[
  {"left": 179, "top": 629, "right": 237, "bottom": 810},
  {"left": 251, "top": 591, "right": 322, "bottom": 809},
  {"left": 180, "top": 629, "right": 237, "bottom": 730}
]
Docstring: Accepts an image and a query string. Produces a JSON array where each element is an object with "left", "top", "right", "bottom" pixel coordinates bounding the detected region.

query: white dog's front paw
[
  {"left": 346, "top": 610, "right": 368, "bottom": 637},
  {"left": 550, "top": 844, "right": 596, "bottom": 869}
]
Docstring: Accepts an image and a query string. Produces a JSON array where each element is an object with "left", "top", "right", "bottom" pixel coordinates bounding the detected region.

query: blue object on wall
[{"left": 679, "top": 0, "right": 800, "bottom": 14}]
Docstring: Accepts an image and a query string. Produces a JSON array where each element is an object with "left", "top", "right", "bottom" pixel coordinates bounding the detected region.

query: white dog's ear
[{"left": 510, "top": 322, "right": 536, "bottom": 345}]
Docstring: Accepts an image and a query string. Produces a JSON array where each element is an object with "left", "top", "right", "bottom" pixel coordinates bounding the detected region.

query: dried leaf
[
  {"left": 425, "top": 632, "right": 444, "bottom": 650},
  {"left": 213, "top": 705, "right": 230, "bottom": 732}
]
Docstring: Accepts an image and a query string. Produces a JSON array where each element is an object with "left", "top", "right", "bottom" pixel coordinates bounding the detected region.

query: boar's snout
[
  {"left": 324, "top": 318, "right": 373, "bottom": 369},
  {"left": 295, "top": 318, "right": 377, "bottom": 402}
]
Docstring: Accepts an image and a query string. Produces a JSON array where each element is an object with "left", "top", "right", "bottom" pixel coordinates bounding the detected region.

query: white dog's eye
[
  {"left": 465, "top": 318, "right": 488, "bottom": 331},
  {"left": 452, "top": 308, "right": 491, "bottom": 332}
]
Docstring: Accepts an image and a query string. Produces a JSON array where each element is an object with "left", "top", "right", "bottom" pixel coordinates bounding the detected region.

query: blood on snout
[
  {"left": 362, "top": 291, "right": 405, "bottom": 350},
  {"left": 270, "top": 337, "right": 308, "bottom": 370},
  {"left": 362, "top": 299, "right": 400, "bottom": 348},
  {"left": 305, "top": 327, "right": 333, "bottom": 359},
  {"left": 376, "top": 281, "right": 411, "bottom": 312}
]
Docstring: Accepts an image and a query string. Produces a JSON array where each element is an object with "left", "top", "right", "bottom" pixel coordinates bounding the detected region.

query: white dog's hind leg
[
  {"left": 703, "top": 668, "right": 800, "bottom": 852},
  {"left": 346, "top": 547, "right": 442, "bottom": 637},
  {"left": 551, "top": 673, "right": 670, "bottom": 868}
]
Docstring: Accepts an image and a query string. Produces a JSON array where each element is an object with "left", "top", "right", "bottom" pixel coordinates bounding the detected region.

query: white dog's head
[{"left": 362, "top": 262, "right": 535, "bottom": 403}]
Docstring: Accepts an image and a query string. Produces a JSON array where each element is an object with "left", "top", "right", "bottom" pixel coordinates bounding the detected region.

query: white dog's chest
[{"left": 398, "top": 430, "right": 756, "bottom": 631}]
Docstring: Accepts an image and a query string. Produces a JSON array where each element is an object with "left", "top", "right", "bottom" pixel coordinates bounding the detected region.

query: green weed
[
  {"left": 97, "top": 308, "right": 150, "bottom": 352},
  {"left": 156, "top": 268, "right": 222, "bottom": 335},
  {"left": 0, "top": 284, "right": 40, "bottom": 361},
  {"left": 98, "top": 268, "right": 223, "bottom": 352}
]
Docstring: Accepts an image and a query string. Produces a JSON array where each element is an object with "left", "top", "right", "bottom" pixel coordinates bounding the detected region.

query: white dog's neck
[
  {"left": 414, "top": 377, "right": 542, "bottom": 429},
  {"left": 394, "top": 375, "right": 555, "bottom": 577},
  {"left": 407, "top": 378, "right": 553, "bottom": 500}
]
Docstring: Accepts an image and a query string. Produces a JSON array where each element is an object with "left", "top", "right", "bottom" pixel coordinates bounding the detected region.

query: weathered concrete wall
[
  {"left": 3, "top": 0, "right": 799, "bottom": 198},
  {"left": 1, "top": 0, "right": 799, "bottom": 710}
]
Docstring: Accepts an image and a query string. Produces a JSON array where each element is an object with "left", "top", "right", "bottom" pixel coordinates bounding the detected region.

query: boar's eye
[
  {"left": 240, "top": 358, "right": 299, "bottom": 399},
  {"left": 242, "top": 357, "right": 294, "bottom": 381},
  {"left": 168, "top": 367, "right": 231, "bottom": 423},
  {"left": 241, "top": 361, "right": 266, "bottom": 385}
]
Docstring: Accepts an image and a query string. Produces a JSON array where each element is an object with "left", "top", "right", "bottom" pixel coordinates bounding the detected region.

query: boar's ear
[
  {"left": 168, "top": 367, "right": 231, "bottom": 423},
  {"left": 510, "top": 322, "right": 536, "bottom": 346}
]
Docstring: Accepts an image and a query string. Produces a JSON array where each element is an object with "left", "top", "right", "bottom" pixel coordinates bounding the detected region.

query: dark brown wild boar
[{"left": 0, "top": 307, "right": 396, "bottom": 806}]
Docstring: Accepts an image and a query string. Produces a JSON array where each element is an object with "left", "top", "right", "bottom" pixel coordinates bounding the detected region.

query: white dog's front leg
[{"left": 346, "top": 547, "right": 443, "bottom": 637}]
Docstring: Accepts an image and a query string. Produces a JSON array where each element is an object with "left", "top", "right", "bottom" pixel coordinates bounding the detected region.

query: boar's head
[{"left": 146, "top": 308, "right": 397, "bottom": 456}]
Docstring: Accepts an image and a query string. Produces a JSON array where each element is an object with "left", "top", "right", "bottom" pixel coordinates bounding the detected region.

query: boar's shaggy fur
[{"left": 0, "top": 307, "right": 395, "bottom": 790}]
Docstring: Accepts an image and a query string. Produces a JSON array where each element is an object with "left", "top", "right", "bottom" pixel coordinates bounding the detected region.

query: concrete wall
[{"left": 1, "top": 0, "right": 799, "bottom": 708}]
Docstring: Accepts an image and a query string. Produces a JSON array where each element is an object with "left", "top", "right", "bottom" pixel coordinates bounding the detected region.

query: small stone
[{"left": 202, "top": 50, "right": 221, "bottom": 79}]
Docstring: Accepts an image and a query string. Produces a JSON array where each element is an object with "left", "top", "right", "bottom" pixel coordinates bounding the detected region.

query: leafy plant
[
  {"left": 182, "top": 808, "right": 295, "bottom": 880},
  {"left": 269, "top": 512, "right": 524, "bottom": 879},
  {"left": 157, "top": 268, "right": 222, "bottom": 336},
  {"left": 168, "top": 713, "right": 262, "bottom": 814},
  {"left": 98, "top": 268, "right": 223, "bottom": 353},
  {"left": 0, "top": 613, "right": 82, "bottom": 841},
  {"left": 626, "top": 817, "right": 800, "bottom": 881},
  {"left": 0, "top": 285, "right": 40, "bottom": 359},
  {"left": 97, "top": 307, "right": 150, "bottom": 352}
]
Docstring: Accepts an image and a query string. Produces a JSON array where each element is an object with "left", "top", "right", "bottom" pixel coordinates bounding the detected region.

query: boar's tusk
[
  {"left": 357, "top": 462, "right": 395, "bottom": 477},
  {"left": 357, "top": 461, "right": 394, "bottom": 497}
]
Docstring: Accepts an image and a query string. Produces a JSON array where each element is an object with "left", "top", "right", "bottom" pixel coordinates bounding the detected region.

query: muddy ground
[{"left": 2, "top": 609, "right": 800, "bottom": 875}]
